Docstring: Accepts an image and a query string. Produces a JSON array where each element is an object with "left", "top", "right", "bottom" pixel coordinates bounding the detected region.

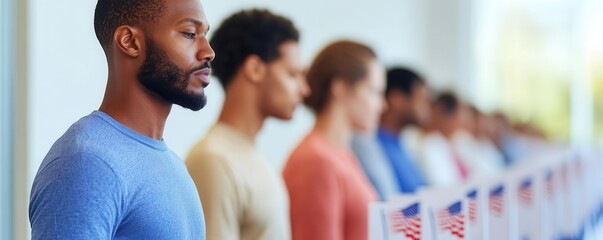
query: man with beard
[
  {"left": 28, "top": 0, "right": 214, "bottom": 239},
  {"left": 185, "top": 9, "right": 308, "bottom": 240}
]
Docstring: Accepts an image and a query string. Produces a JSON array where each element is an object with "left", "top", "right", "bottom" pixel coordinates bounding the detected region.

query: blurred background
[{"left": 1, "top": 0, "right": 601, "bottom": 239}]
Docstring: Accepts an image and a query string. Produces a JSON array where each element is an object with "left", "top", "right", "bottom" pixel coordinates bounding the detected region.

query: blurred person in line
[
  {"left": 351, "top": 132, "right": 396, "bottom": 201},
  {"left": 513, "top": 122, "right": 547, "bottom": 140},
  {"left": 353, "top": 67, "right": 429, "bottom": 200},
  {"left": 512, "top": 122, "right": 551, "bottom": 163},
  {"left": 282, "top": 40, "right": 385, "bottom": 240},
  {"left": 491, "top": 112, "right": 515, "bottom": 165},
  {"left": 474, "top": 110, "right": 508, "bottom": 171},
  {"left": 185, "top": 9, "right": 308, "bottom": 240},
  {"left": 452, "top": 106, "right": 506, "bottom": 179},
  {"left": 29, "top": 0, "right": 215, "bottom": 238},
  {"left": 417, "top": 92, "right": 469, "bottom": 186},
  {"left": 491, "top": 113, "right": 546, "bottom": 166}
]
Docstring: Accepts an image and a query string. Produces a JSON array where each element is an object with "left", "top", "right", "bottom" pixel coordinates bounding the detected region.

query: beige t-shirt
[{"left": 185, "top": 123, "right": 291, "bottom": 240}]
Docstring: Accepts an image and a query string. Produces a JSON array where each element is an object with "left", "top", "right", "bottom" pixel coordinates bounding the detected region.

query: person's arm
[
  {"left": 285, "top": 155, "right": 343, "bottom": 240},
  {"left": 186, "top": 153, "right": 240, "bottom": 240},
  {"left": 29, "top": 153, "right": 123, "bottom": 240}
]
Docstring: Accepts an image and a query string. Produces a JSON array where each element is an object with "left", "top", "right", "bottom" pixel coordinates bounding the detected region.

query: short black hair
[
  {"left": 209, "top": 9, "right": 299, "bottom": 89},
  {"left": 94, "top": 0, "right": 166, "bottom": 49},
  {"left": 434, "top": 92, "right": 460, "bottom": 116},
  {"left": 386, "top": 67, "right": 424, "bottom": 97}
]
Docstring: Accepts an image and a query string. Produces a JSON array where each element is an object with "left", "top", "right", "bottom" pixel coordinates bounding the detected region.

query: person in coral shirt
[{"left": 283, "top": 40, "right": 385, "bottom": 240}]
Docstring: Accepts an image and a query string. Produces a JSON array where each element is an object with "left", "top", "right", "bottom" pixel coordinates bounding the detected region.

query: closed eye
[{"left": 182, "top": 32, "right": 197, "bottom": 39}]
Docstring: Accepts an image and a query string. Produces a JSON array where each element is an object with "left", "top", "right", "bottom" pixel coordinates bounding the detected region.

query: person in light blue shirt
[
  {"left": 376, "top": 68, "right": 430, "bottom": 193},
  {"left": 352, "top": 132, "right": 399, "bottom": 200},
  {"left": 29, "top": 0, "right": 215, "bottom": 239}
]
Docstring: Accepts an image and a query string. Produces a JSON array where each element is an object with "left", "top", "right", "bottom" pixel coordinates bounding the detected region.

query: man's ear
[
  {"left": 113, "top": 26, "right": 144, "bottom": 58},
  {"left": 241, "top": 55, "right": 266, "bottom": 84}
]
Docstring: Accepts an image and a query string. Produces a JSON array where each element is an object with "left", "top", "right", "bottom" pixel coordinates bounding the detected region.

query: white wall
[
  {"left": 0, "top": 0, "right": 13, "bottom": 238},
  {"left": 28, "top": 0, "right": 440, "bottom": 179}
]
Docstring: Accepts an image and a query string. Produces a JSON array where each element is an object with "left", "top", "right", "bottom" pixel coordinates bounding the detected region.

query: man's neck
[
  {"left": 379, "top": 112, "right": 405, "bottom": 134},
  {"left": 314, "top": 106, "right": 352, "bottom": 149},
  {"left": 217, "top": 84, "right": 265, "bottom": 142},
  {"left": 99, "top": 76, "right": 171, "bottom": 140}
]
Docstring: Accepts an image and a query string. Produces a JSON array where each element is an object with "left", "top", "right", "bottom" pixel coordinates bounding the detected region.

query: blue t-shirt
[
  {"left": 29, "top": 111, "right": 205, "bottom": 240},
  {"left": 377, "top": 127, "right": 426, "bottom": 193}
]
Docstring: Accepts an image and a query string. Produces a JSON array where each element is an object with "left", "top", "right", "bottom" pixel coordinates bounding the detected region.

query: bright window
[
  {"left": 587, "top": 3, "right": 603, "bottom": 142},
  {"left": 475, "top": 0, "right": 600, "bottom": 143}
]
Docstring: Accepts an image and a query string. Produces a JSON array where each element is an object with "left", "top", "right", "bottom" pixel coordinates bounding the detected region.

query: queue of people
[{"left": 28, "top": 1, "right": 551, "bottom": 239}]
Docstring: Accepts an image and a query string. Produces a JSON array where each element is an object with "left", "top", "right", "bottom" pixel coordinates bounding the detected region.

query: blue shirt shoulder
[
  {"left": 29, "top": 111, "right": 205, "bottom": 240},
  {"left": 377, "top": 127, "right": 426, "bottom": 193}
]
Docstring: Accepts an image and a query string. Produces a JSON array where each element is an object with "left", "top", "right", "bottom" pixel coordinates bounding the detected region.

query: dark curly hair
[
  {"left": 209, "top": 9, "right": 299, "bottom": 89},
  {"left": 94, "top": 0, "right": 166, "bottom": 49}
]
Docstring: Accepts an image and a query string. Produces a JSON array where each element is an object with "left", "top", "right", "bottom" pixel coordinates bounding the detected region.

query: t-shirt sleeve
[
  {"left": 284, "top": 154, "right": 343, "bottom": 240},
  {"left": 186, "top": 153, "right": 240, "bottom": 240},
  {"left": 29, "top": 153, "right": 123, "bottom": 240}
]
